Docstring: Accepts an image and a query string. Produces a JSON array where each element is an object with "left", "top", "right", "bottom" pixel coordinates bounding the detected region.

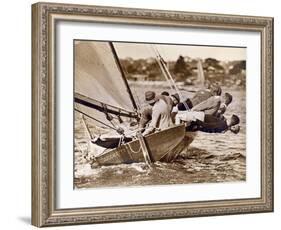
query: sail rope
[
  {"left": 101, "top": 103, "right": 122, "bottom": 131},
  {"left": 117, "top": 109, "right": 124, "bottom": 123},
  {"left": 75, "top": 108, "right": 119, "bottom": 132},
  {"left": 102, "top": 103, "right": 114, "bottom": 121},
  {"left": 126, "top": 142, "right": 142, "bottom": 154},
  {"left": 148, "top": 45, "right": 174, "bottom": 91},
  {"left": 81, "top": 114, "right": 94, "bottom": 140},
  {"left": 150, "top": 45, "right": 190, "bottom": 111},
  {"left": 75, "top": 138, "right": 85, "bottom": 154},
  {"left": 118, "top": 135, "right": 124, "bottom": 147},
  {"left": 77, "top": 114, "right": 95, "bottom": 158},
  {"left": 136, "top": 132, "right": 153, "bottom": 167}
]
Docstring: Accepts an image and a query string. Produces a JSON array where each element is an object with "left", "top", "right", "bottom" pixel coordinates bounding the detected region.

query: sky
[{"left": 114, "top": 42, "right": 246, "bottom": 62}]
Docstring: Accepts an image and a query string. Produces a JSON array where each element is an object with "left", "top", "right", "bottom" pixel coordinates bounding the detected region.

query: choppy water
[{"left": 74, "top": 87, "right": 246, "bottom": 189}]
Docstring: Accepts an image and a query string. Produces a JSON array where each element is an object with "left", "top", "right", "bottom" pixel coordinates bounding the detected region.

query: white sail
[
  {"left": 197, "top": 59, "right": 205, "bottom": 87},
  {"left": 75, "top": 41, "right": 135, "bottom": 110},
  {"left": 74, "top": 41, "right": 137, "bottom": 135}
]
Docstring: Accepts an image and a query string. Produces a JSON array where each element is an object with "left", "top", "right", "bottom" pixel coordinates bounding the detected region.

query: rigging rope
[
  {"left": 150, "top": 45, "right": 190, "bottom": 111},
  {"left": 136, "top": 132, "right": 152, "bottom": 168},
  {"left": 102, "top": 103, "right": 114, "bottom": 121},
  {"left": 126, "top": 142, "right": 142, "bottom": 154},
  {"left": 117, "top": 109, "right": 124, "bottom": 123},
  {"left": 75, "top": 108, "right": 119, "bottom": 132},
  {"left": 148, "top": 45, "right": 173, "bottom": 91},
  {"left": 81, "top": 114, "right": 94, "bottom": 139},
  {"left": 75, "top": 138, "right": 85, "bottom": 154}
]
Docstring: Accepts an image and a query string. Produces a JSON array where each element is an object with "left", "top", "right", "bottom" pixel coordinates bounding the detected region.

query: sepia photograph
[
  {"left": 31, "top": 2, "right": 273, "bottom": 226},
  {"left": 74, "top": 40, "right": 246, "bottom": 189}
]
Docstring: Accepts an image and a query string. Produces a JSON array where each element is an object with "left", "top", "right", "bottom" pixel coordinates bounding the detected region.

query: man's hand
[{"left": 116, "top": 127, "right": 124, "bottom": 135}]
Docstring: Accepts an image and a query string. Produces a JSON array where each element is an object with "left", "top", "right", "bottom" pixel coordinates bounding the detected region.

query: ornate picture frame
[{"left": 32, "top": 2, "right": 273, "bottom": 227}]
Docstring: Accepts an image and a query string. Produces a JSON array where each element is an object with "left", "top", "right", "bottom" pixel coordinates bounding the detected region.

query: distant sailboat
[
  {"left": 74, "top": 41, "right": 195, "bottom": 167},
  {"left": 196, "top": 59, "right": 205, "bottom": 87}
]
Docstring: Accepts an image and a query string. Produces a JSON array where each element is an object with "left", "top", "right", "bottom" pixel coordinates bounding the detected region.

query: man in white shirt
[{"left": 142, "top": 91, "right": 180, "bottom": 136}]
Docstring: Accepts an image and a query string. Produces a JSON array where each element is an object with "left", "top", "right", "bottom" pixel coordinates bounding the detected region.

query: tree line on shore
[{"left": 120, "top": 56, "right": 246, "bottom": 88}]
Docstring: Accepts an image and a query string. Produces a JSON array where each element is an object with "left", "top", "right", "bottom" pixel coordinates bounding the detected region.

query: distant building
[{"left": 130, "top": 74, "right": 148, "bottom": 81}]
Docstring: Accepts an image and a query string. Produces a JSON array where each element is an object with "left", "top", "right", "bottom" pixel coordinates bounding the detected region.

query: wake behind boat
[{"left": 73, "top": 40, "right": 246, "bottom": 189}]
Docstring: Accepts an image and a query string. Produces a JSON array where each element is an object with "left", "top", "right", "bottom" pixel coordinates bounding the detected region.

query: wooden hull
[{"left": 93, "top": 125, "right": 195, "bottom": 166}]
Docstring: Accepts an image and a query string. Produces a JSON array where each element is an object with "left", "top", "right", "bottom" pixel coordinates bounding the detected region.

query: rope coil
[{"left": 126, "top": 142, "right": 142, "bottom": 154}]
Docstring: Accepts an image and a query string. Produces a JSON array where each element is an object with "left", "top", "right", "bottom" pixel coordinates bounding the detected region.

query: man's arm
[
  {"left": 139, "top": 107, "right": 152, "bottom": 129},
  {"left": 142, "top": 103, "right": 161, "bottom": 136},
  {"left": 191, "top": 96, "right": 221, "bottom": 112}
]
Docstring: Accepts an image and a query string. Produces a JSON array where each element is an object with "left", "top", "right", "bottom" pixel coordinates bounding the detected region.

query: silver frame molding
[{"left": 32, "top": 2, "right": 274, "bottom": 227}]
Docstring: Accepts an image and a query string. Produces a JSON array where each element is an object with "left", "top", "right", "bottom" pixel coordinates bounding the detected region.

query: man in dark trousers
[{"left": 186, "top": 114, "right": 240, "bottom": 134}]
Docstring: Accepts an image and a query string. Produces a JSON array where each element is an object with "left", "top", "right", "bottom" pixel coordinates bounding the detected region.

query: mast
[{"left": 109, "top": 42, "right": 138, "bottom": 111}]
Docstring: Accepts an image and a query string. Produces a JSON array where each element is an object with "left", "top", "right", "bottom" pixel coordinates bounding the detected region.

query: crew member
[
  {"left": 186, "top": 114, "right": 240, "bottom": 134},
  {"left": 142, "top": 91, "right": 179, "bottom": 136},
  {"left": 178, "top": 83, "right": 222, "bottom": 110},
  {"left": 176, "top": 106, "right": 240, "bottom": 134},
  {"left": 191, "top": 92, "right": 232, "bottom": 116}
]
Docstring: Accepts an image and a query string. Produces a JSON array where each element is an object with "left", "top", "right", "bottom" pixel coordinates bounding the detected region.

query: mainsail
[{"left": 74, "top": 41, "right": 138, "bottom": 135}]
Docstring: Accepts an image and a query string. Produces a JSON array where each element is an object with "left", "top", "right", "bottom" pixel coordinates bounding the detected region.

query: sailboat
[
  {"left": 74, "top": 41, "right": 195, "bottom": 167},
  {"left": 196, "top": 59, "right": 205, "bottom": 87}
]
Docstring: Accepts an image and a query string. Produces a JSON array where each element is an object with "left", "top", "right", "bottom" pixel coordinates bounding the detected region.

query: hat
[
  {"left": 161, "top": 91, "right": 170, "bottom": 96},
  {"left": 171, "top": 93, "right": 180, "bottom": 103},
  {"left": 145, "top": 91, "right": 157, "bottom": 104},
  {"left": 224, "top": 92, "right": 233, "bottom": 105}
]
